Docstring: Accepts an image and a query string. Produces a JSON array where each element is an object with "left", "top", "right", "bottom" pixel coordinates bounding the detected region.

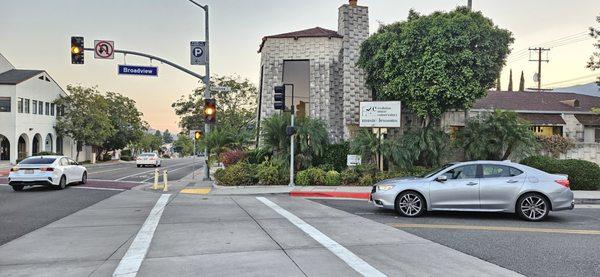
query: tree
[
  {"left": 359, "top": 8, "right": 513, "bottom": 122},
  {"left": 588, "top": 14, "right": 600, "bottom": 88},
  {"left": 172, "top": 75, "right": 257, "bottom": 134},
  {"left": 162, "top": 130, "right": 174, "bottom": 143},
  {"left": 101, "top": 92, "right": 145, "bottom": 156},
  {"left": 54, "top": 85, "right": 115, "bottom": 161},
  {"left": 507, "top": 69, "right": 513, "bottom": 91},
  {"left": 496, "top": 76, "right": 502, "bottom": 91},
  {"left": 519, "top": 71, "right": 525, "bottom": 91},
  {"left": 134, "top": 133, "right": 163, "bottom": 153},
  {"left": 456, "top": 110, "right": 538, "bottom": 160},
  {"left": 173, "top": 133, "right": 193, "bottom": 156}
]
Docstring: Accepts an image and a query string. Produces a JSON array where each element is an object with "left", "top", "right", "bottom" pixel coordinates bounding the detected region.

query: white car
[
  {"left": 8, "top": 155, "right": 87, "bottom": 191},
  {"left": 136, "top": 153, "right": 161, "bottom": 167}
]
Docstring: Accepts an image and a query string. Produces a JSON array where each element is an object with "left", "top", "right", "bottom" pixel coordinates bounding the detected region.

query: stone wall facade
[{"left": 259, "top": 37, "right": 344, "bottom": 140}]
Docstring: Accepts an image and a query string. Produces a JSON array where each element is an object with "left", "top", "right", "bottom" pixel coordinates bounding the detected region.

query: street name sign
[
  {"left": 94, "top": 40, "right": 114, "bottom": 59},
  {"left": 118, "top": 65, "right": 158, "bottom": 77},
  {"left": 190, "top": 41, "right": 206, "bottom": 65},
  {"left": 212, "top": 86, "right": 231, "bottom": 92},
  {"left": 359, "top": 101, "right": 401, "bottom": 128}
]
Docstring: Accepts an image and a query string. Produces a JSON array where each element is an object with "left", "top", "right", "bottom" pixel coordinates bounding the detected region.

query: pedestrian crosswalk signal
[
  {"left": 273, "top": 85, "right": 285, "bottom": 110},
  {"left": 71, "top": 36, "right": 84, "bottom": 64}
]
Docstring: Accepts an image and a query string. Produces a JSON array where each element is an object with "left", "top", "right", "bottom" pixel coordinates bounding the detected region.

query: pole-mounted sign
[
  {"left": 118, "top": 65, "right": 158, "bottom": 77},
  {"left": 94, "top": 40, "right": 114, "bottom": 59},
  {"left": 190, "top": 41, "right": 206, "bottom": 65}
]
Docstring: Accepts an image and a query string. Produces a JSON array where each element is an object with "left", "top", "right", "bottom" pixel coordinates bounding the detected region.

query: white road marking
[
  {"left": 113, "top": 194, "right": 171, "bottom": 277},
  {"left": 140, "top": 164, "right": 196, "bottom": 183},
  {"left": 88, "top": 179, "right": 144, "bottom": 184},
  {"left": 88, "top": 167, "right": 126, "bottom": 175},
  {"left": 256, "top": 197, "right": 387, "bottom": 277},
  {"left": 114, "top": 162, "right": 190, "bottom": 181},
  {"left": 71, "top": 186, "right": 125, "bottom": 191}
]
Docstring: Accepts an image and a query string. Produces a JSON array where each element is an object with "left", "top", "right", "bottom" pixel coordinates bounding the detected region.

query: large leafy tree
[
  {"left": 55, "top": 85, "right": 115, "bottom": 161},
  {"left": 588, "top": 14, "right": 600, "bottom": 87},
  {"left": 162, "top": 130, "right": 174, "bottom": 143},
  {"left": 358, "top": 7, "right": 513, "bottom": 122},
  {"left": 456, "top": 110, "right": 538, "bottom": 160},
  {"left": 172, "top": 75, "right": 257, "bottom": 134},
  {"left": 102, "top": 92, "right": 145, "bottom": 154},
  {"left": 173, "top": 133, "right": 193, "bottom": 156}
]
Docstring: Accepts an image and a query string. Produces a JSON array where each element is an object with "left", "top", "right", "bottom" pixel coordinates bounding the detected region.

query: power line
[
  {"left": 529, "top": 47, "right": 550, "bottom": 92},
  {"left": 542, "top": 73, "right": 598, "bottom": 87}
]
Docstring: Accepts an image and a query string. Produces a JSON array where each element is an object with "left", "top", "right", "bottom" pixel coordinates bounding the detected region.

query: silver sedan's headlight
[{"left": 377, "top": 184, "right": 395, "bottom": 191}]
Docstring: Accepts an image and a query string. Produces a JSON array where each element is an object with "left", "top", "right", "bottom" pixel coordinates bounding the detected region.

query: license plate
[{"left": 24, "top": 170, "right": 34, "bottom": 174}]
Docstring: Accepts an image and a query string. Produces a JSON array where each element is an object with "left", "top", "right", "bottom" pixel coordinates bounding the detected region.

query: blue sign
[{"left": 118, "top": 65, "right": 158, "bottom": 77}]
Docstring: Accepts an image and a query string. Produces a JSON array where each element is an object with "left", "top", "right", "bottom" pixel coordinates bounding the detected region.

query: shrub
[
  {"left": 257, "top": 161, "right": 288, "bottom": 186},
  {"left": 162, "top": 154, "right": 171, "bottom": 159},
  {"left": 355, "top": 164, "right": 378, "bottom": 176},
  {"left": 219, "top": 150, "right": 247, "bottom": 167},
  {"left": 121, "top": 149, "right": 132, "bottom": 157},
  {"left": 537, "top": 135, "right": 575, "bottom": 158},
  {"left": 314, "top": 142, "right": 349, "bottom": 171},
  {"left": 408, "top": 166, "right": 430, "bottom": 177},
  {"left": 246, "top": 148, "right": 271, "bottom": 164},
  {"left": 324, "top": 170, "right": 341, "bottom": 186},
  {"left": 341, "top": 167, "right": 360, "bottom": 185},
  {"left": 296, "top": 167, "right": 326, "bottom": 186},
  {"left": 102, "top": 153, "right": 112, "bottom": 162},
  {"left": 358, "top": 174, "right": 374, "bottom": 186},
  {"left": 318, "top": 163, "right": 334, "bottom": 172},
  {"left": 120, "top": 155, "right": 132, "bottom": 161},
  {"left": 213, "top": 162, "right": 258, "bottom": 186},
  {"left": 521, "top": 156, "right": 600, "bottom": 190}
]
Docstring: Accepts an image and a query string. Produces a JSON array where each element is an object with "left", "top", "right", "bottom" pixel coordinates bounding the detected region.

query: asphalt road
[
  {"left": 314, "top": 199, "right": 600, "bottom": 277},
  {"left": 0, "top": 157, "right": 199, "bottom": 247}
]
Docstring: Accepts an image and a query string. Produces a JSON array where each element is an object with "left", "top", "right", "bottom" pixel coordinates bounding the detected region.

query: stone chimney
[{"left": 338, "top": 1, "right": 371, "bottom": 138}]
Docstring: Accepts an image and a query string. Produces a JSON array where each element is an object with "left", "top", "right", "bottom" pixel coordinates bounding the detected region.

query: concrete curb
[{"left": 290, "top": 191, "right": 370, "bottom": 199}]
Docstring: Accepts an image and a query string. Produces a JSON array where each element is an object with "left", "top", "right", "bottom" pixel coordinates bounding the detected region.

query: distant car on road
[
  {"left": 8, "top": 155, "right": 87, "bottom": 191},
  {"left": 136, "top": 152, "right": 161, "bottom": 168},
  {"left": 370, "top": 160, "right": 574, "bottom": 221}
]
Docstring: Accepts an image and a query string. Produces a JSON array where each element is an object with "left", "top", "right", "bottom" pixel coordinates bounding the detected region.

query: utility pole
[
  {"left": 187, "top": 0, "right": 211, "bottom": 181},
  {"left": 528, "top": 47, "right": 550, "bottom": 92},
  {"left": 467, "top": 0, "right": 472, "bottom": 9}
]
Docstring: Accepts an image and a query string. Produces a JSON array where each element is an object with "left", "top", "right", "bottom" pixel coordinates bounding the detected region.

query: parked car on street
[
  {"left": 8, "top": 155, "right": 87, "bottom": 191},
  {"left": 136, "top": 152, "right": 161, "bottom": 167},
  {"left": 370, "top": 160, "right": 574, "bottom": 221}
]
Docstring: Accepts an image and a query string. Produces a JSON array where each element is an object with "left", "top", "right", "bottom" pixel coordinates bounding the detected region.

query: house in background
[
  {"left": 440, "top": 91, "right": 600, "bottom": 164},
  {"left": 0, "top": 52, "right": 92, "bottom": 164}
]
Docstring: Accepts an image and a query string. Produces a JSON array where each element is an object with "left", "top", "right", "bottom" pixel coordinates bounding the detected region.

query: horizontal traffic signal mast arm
[{"left": 83, "top": 47, "right": 205, "bottom": 81}]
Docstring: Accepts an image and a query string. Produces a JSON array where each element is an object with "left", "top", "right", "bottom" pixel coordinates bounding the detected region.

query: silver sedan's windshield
[{"left": 420, "top": 163, "right": 454, "bottom": 178}]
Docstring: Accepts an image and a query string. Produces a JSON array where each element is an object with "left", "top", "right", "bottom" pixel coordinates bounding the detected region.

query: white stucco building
[{"left": 0, "top": 53, "right": 91, "bottom": 164}]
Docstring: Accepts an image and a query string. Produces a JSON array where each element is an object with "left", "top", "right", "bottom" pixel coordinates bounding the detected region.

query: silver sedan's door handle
[
  {"left": 466, "top": 182, "right": 478, "bottom": 186},
  {"left": 507, "top": 180, "right": 519, "bottom": 183}
]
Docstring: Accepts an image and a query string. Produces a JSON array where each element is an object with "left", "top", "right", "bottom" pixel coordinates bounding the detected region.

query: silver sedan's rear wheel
[
  {"left": 395, "top": 191, "right": 425, "bottom": 217},
  {"left": 517, "top": 193, "right": 549, "bottom": 221}
]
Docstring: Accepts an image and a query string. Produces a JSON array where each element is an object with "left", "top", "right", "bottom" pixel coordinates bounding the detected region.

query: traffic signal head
[
  {"left": 71, "top": 36, "right": 84, "bottom": 64},
  {"left": 194, "top": 130, "right": 203, "bottom": 141},
  {"left": 204, "top": 98, "right": 216, "bottom": 124},
  {"left": 273, "top": 85, "right": 285, "bottom": 110}
]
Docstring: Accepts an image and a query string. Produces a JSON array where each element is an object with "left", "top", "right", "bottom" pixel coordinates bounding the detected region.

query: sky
[{"left": 1, "top": 0, "right": 599, "bottom": 132}]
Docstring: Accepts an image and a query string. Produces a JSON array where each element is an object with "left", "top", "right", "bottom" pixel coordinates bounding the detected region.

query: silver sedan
[{"left": 370, "top": 161, "right": 574, "bottom": 221}]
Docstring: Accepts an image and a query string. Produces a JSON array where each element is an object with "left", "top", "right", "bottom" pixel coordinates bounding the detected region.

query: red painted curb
[
  {"left": 290, "top": 191, "right": 370, "bottom": 199},
  {"left": 0, "top": 170, "right": 8, "bottom": 177}
]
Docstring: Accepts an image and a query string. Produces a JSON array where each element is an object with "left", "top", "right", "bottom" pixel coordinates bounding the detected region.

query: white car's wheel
[
  {"left": 56, "top": 176, "right": 67, "bottom": 190},
  {"left": 80, "top": 171, "right": 87, "bottom": 184}
]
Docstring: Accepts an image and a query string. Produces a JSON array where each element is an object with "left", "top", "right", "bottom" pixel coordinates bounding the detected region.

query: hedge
[
  {"left": 313, "top": 142, "right": 349, "bottom": 171},
  {"left": 296, "top": 167, "right": 326, "bottom": 186},
  {"left": 257, "top": 161, "right": 288, "bottom": 186},
  {"left": 214, "top": 162, "right": 258, "bottom": 186},
  {"left": 521, "top": 156, "right": 600, "bottom": 190}
]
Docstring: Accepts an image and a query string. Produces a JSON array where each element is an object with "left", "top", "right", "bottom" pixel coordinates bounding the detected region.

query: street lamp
[{"left": 186, "top": 0, "right": 211, "bottom": 181}]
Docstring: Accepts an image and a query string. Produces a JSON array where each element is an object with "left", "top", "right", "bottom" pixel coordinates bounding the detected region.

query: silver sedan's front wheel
[
  {"left": 395, "top": 191, "right": 425, "bottom": 217},
  {"left": 517, "top": 193, "right": 549, "bottom": 221}
]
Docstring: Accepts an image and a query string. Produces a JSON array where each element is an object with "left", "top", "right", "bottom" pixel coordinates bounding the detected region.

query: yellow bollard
[
  {"left": 162, "top": 170, "right": 169, "bottom": 192},
  {"left": 153, "top": 169, "right": 159, "bottom": 190}
]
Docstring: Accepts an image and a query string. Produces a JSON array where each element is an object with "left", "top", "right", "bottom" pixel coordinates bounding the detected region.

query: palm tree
[{"left": 261, "top": 113, "right": 290, "bottom": 156}]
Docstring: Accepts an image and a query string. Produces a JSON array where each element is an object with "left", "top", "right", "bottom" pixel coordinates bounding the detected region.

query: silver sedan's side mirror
[{"left": 436, "top": 175, "right": 448, "bottom": 182}]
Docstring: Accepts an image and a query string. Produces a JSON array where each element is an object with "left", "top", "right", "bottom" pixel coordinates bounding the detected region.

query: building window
[
  {"left": 24, "top": 99, "right": 30, "bottom": 113},
  {"left": 38, "top": 101, "right": 44, "bottom": 114},
  {"left": 17, "top": 98, "right": 23, "bottom": 113},
  {"left": 531, "top": 126, "right": 563, "bottom": 137},
  {"left": 45, "top": 102, "right": 50, "bottom": 115},
  {"left": 32, "top": 100, "right": 38, "bottom": 114},
  {"left": 0, "top": 97, "right": 10, "bottom": 112},
  {"left": 50, "top": 103, "right": 55, "bottom": 116},
  {"left": 282, "top": 60, "right": 310, "bottom": 117}
]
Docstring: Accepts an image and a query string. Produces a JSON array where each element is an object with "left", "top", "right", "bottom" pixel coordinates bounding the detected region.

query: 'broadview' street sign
[{"left": 118, "top": 65, "right": 158, "bottom": 77}]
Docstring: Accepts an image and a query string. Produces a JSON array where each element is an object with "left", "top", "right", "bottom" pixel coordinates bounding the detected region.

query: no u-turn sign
[{"left": 94, "top": 40, "right": 114, "bottom": 59}]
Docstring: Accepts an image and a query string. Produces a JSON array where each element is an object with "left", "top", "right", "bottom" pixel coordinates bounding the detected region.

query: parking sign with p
[{"left": 190, "top": 41, "right": 206, "bottom": 65}]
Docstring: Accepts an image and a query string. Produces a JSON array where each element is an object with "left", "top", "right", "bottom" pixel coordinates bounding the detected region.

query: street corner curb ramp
[{"left": 290, "top": 191, "right": 370, "bottom": 200}]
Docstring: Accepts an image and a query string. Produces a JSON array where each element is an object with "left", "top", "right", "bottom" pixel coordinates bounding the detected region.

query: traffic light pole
[
  {"left": 285, "top": 84, "right": 295, "bottom": 187},
  {"left": 187, "top": 0, "right": 211, "bottom": 181}
]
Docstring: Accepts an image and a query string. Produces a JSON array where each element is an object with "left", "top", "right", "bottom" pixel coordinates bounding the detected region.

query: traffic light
[
  {"left": 71, "top": 36, "right": 84, "bottom": 64},
  {"left": 204, "top": 98, "right": 216, "bottom": 124},
  {"left": 273, "top": 85, "right": 285, "bottom": 110},
  {"left": 194, "top": 130, "right": 203, "bottom": 141}
]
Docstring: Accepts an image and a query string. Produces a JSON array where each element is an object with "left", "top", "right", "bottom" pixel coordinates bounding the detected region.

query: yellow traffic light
[
  {"left": 194, "top": 131, "right": 203, "bottom": 140},
  {"left": 204, "top": 106, "right": 215, "bottom": 116},
  {"left": 204, "top": 99, "right": 216, "bottom": 124},
  {"left": 71, "top": 46, "right": 81, "bottom": 54}
]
